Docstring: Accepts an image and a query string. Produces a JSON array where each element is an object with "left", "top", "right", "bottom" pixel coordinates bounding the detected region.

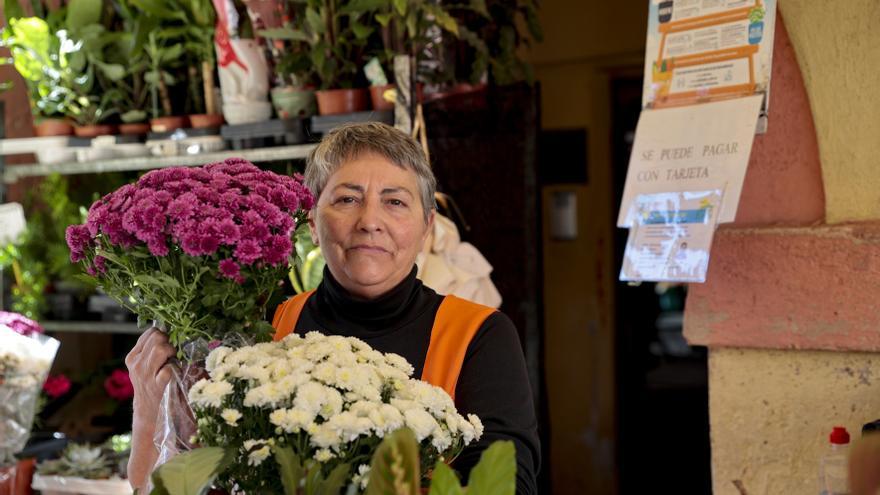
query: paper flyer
[
  {"left": 643, "top": 0, "right": 776, "bottom": 111},
  {"left": 620, "top": 189, "right": 724, "bottom": 283},
  {"left": 616, "top": 94, "right": 762, "bottom": 227}
]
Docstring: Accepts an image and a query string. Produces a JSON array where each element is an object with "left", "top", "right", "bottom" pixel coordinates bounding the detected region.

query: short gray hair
[{"left": 304, "top": 122, "right": 436, "bottom": 221}]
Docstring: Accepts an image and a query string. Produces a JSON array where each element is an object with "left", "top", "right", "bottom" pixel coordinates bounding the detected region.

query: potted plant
[
  {"left": 174, "top": 0, "right": 224, "bottom": 128},
  {"left": 269, "top": 0, "right": 376, "bottom": 115},
  {"left": 0, "top": 9, "right": 76, "bottom": 137},
  {"left": 448, "top": 0, "right": 542, "bottom": 88},
  {"left": 258, "top": 1, "right": 320, "bottom": 119},
  {"left": 143, "top": 30, "right": 188, "bottom": 132},
  {"left": 366, "top": 0, "right": 461, "bottom": 109}
]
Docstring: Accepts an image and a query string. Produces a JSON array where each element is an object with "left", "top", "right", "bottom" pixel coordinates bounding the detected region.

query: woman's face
[{"left": 309, "top": 152, "right": 433, "bottom": 299}]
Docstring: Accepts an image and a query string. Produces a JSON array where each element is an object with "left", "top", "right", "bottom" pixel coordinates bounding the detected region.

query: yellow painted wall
[
  {"left": 528, "top": 1, "right": 646, "bottom": 492},
  {"left": 779, "top": 0, "right": 880, "bottom": 223},
  {"left": 704, "top": 2, "right": 880, "bottom": 493},
  {"left": 709, "top": 348, "right": 880, "bottom": 495}
]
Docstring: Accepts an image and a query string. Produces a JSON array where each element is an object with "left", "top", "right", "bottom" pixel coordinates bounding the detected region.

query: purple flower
[
  {"left": 0, "top": 311, "right": 44, "bottom": 335},
  {"left": 216, "top": 218, "right": 241, "bottom": 245},
  {"left": 181, "top": 232, "right": 203, "bottom": 256},
  {"left": 93, "top": 255, "right": 107, "bottom": 274},
  {"left": 167, "top": 193, "right": 198, "bottom": 221},
  {"left": 264, "top": 235, "right": 292, "bottom": 266},
  {"left": 234, "top": 239, "right": 262, "bottom": 265},
  {"left": 218, "top": 258, "right": 240, "bottom": 279},
  {"left": 65, "top": 225, "right": 92, "bottom": 262},
  {"left": 148, "top": 237, "right": 170, "bottom": 257}
]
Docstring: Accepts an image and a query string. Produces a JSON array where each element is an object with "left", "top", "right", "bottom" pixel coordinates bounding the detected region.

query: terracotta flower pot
[
  {"left": 34, "top": 118, "right": 73, "bottom": 137},
  {"left": 150, "top": 116, "right": 189, "bottom": 133},
  {"left": 0, "top": 458, "right": 35, "bottom": 495},
  {"left": 271, "top": 86, "right": 317, "bottom": 118},
  {"left": 73, "top": 124, "right": 117, "bottom": 138},
  {"left": 315, "top": 88, "right": 369, "bottom": 116},
  {"left": 369, "top": 83, "right": 426, "bottom": 111},
  {"left": 188, "top": 113, "right": 225, "bottom": 129},
  {"left": 118, "top": 122, "right": 151, "bottom": 135}
]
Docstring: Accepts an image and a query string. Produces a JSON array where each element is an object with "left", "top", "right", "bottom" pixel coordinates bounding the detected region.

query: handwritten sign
[{"left": 617, "top": 94, "right": 762, "bottom": 227}]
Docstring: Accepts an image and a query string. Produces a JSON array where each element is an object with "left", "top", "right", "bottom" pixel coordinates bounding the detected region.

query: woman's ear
[{"left": 308, "top": 209, "right": 319, "bottom": 246}]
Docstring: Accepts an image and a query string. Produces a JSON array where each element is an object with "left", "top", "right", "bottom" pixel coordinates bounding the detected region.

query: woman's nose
[{"left": 356, "top": 198, "right": 383, "bottom": 232}]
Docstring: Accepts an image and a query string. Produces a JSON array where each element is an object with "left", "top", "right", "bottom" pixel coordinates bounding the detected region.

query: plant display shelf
[
  {"left": 41, "top": 321, "right": 143, "bottom": 334},
  {"left": 0, "top": 142, "right": 317, "bottom": 184}
]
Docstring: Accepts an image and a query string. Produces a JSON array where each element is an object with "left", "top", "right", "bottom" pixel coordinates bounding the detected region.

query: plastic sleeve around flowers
[{"left": 0, "top": 327, "right": 60, "bottom": 464}]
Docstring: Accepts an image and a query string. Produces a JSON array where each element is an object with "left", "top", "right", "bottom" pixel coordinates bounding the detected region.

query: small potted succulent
[{"left": 31, "top": 437, "right": 132, "bottom": 495}]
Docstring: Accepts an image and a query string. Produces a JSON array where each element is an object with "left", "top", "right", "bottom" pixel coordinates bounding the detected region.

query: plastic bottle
[{"left": 819, "top": 426, "right": 850, "bottom": 495}]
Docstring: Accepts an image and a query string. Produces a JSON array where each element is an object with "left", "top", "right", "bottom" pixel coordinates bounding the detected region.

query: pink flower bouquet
[{"left": 65, "top": 159, "right": 314, "bottom": 352}]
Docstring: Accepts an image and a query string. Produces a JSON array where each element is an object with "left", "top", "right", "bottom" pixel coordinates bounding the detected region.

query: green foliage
[
  {"left": 449, "top": 0, "right": 542, "bottom": 86},
  {"left": 290, "top": 222, "right": 325, "bottom": 293},
  {"left": 365, "top": 430, "right": 517, "bottom": 495},
  {"left": 150, "top": 447, "right": 234, "bottom": 495},
  {"left": 365, "top": 428, "right": 420, "bottom": 495},
  {"left": 0, "top": 174, "right": 91, "bottom": 319},
  {"left": 258, "top": 0, "right": 377, "bottom": 89}
]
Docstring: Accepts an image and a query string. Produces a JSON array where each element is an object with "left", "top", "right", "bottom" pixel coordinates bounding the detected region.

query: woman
[{"left": 126, "top": 122, "right": 540, "bottom": 493}]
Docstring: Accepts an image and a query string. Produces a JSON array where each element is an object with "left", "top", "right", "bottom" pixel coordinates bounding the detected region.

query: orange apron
[{"left": 272, "top": 291, "right": 496, "bottom": 401}]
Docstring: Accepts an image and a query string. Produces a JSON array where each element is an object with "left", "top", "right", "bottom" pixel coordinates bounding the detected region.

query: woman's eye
[
  {"left": 336, "top": 196, "right": 357, "bottom": 204},
  {"left": 387, "top": 199, "right": 406, "bottom": 207}
]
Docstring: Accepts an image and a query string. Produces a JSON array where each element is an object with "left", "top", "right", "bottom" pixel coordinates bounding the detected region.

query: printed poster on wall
[
  {"left": 642, "top": 0, "right": 776, "bottom": 116},
  {"left": 617, "top": 94, "right": 762, "bottom": 227},
  {"left": 620, "top": 189, "right": 724, "bottom": 283}
]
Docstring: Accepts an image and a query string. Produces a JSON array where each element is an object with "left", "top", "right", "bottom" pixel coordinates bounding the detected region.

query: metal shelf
[
  {"left": 42, "top": 320, "right": 143, "bottom": 335},
  {"left": 2, "top": 143, "right": 317, "bottom": 184}
]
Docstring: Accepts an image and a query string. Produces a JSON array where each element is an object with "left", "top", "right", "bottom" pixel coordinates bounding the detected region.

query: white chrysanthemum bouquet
[{"left": 152, "top": 332, "right": 483, "bottom": 494}]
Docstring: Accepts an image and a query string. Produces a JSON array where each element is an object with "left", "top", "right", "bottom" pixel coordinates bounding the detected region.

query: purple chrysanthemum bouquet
[{"left": 65, "top": 159, "right": 313, "bottom": 351}]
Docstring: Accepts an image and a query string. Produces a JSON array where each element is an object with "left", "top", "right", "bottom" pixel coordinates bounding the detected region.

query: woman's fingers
[{"left": 155, "top": 364, "right": 173, "bottom": 389}]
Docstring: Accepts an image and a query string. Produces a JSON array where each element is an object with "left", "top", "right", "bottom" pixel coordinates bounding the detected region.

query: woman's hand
[{"left": 124, "top": 327, "right": 175, "bottom": 490}]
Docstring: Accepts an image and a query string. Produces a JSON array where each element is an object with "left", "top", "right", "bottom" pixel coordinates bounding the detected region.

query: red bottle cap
[{"left": 829, "top": 426, "right": 850, "bottom": 445}]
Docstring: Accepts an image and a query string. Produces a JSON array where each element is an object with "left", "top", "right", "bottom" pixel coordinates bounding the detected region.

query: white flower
[
  {"left": 404, "top": 408, "right": 439, "bottom": 442},
  {"left": 206, "top": 346, "right": 232, "bottom": 372},
  {"left": 247, "top": 445, "right": 271, "bottom": 466},
  {"left": 269, "top": 408, "right": 315, "bottom": 433},
  {"left": 431, "top": 429, "right": 452, "bottom": 451},
  {"left": 315, "top": 449, "right": 335, "bottom": 462},
  {"left": 468, "top": 414, "right": 484, "bottom": 440},
  {"left": 312, "top": 362, "right": 337, "bottom": 384},
  {"left": 189, "top": 379, "right": 233, "bottom": 408},
  {"left": 318, "top": 387, "right": 344, "bottom": 419},
  {"left": 221, "top": 408, "right": 242, "bottom": 426},
  {"left": 310, "top": 423, "right": 342, "bottom": 449},
  {"left": 244, "top": 381, "right": 291, "bottom": 408},
  {"left": 352, "top": 464, "right": 371, "bottom": 489},
  {"left": 293, "top": 382, "right": 329, "bottom": 415},
  {"left": 385, "top": 353, "right": 414, "bottom": 376}
]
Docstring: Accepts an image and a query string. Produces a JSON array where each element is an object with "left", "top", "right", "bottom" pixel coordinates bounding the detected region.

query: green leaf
[
  {"left": 95, "top": 61, "right": 126, "bottom": 81},
  {"left": 273, "top": 445, "right": 303, "bottom": 495},
  {"left": 423, "top": 4, "right": 458, "bottom": 36},
  {"left": 463, "top": 441, "right": 516, "bottom": 495},
  {"left": 428, "top": 463, "right": 463, "bottom": 495},
  {"left": 350, "top": 20, "right": 373, "bottom": 40},
  {"left": 338, "top": 0, "right": 387, "bottom": 14},
  {"left": 161, "top": 43, "right": 184, "bottom": 63},
  {"left": 470, "top": 0, "right": 489, "bottom": 18},
  {"left": 305, "top": 7, "right": 324, "bottom": 35},
  {"left": 392, "top": 0, "right": 407, "bottom": 17},
  {"left": 4, "top": 0, "right": 25, "bottom": 22},
  {"left": 150, "top": 447, "right": 233, "bottom": 495},
  {"left": 257, "top": 28, "right": 310, "bottom": 41},
  {"left": 375, "top": 12, "right": 394, "bottom": 27},
  {"left": 121, "top": 109, "right": 147, "bottom": 123},
  {"left": 314, "top": 464, "right": 350, "bottom": 495},
  {"left": 66, "top": 0, "right": 102, "bottom": 32},
  {"left": 365, "top": 428, "right": 420, "bottom": 495}
]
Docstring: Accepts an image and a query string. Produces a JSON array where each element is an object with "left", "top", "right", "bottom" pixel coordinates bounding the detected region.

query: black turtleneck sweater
[{"left": 293, "top": 266, "right": 540, "bottom": 494}]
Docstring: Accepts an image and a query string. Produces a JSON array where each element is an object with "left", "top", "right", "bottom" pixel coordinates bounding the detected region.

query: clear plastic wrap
[{"left": 0, "top": 326, "right": 60, "bottom": 464}]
